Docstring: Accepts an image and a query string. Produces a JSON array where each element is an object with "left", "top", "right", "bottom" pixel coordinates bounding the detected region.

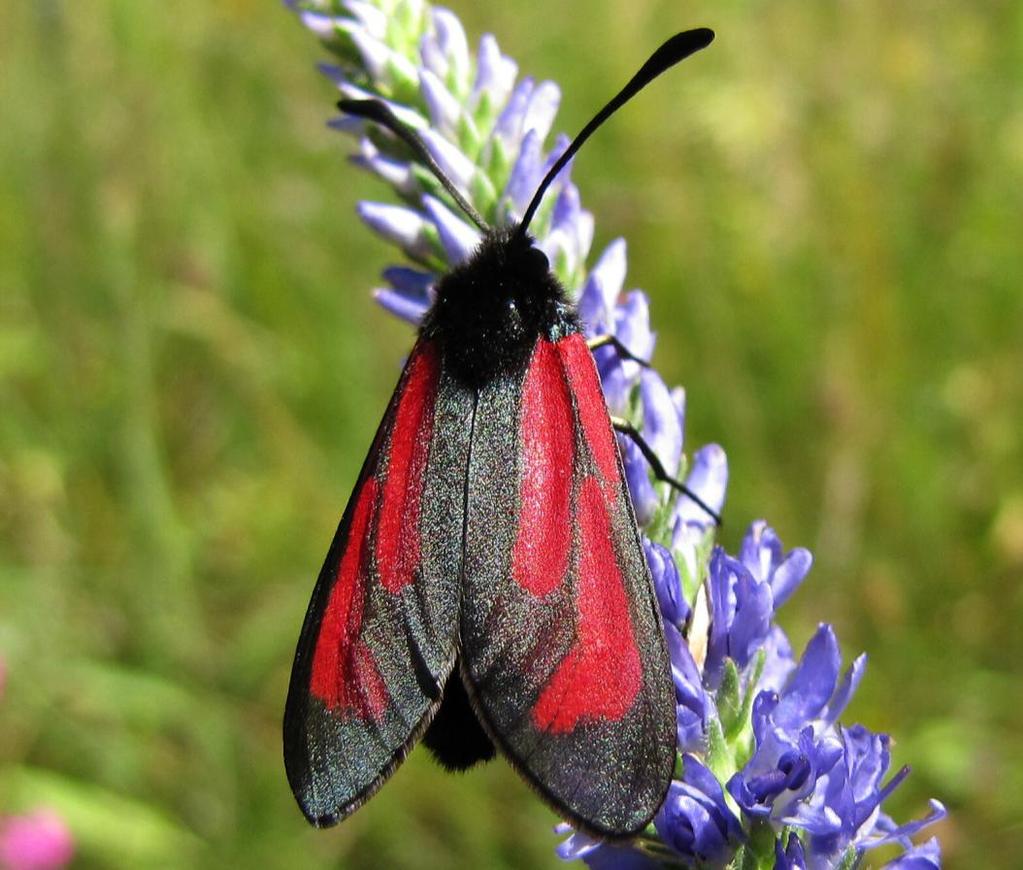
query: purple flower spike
[
  {"left": 554, "top": 826, "right": 660, "bottom": 870},
  {"left": 782, "top": 724, "right": 946, "bottom": 865},
  {"left": 671, "top": 386, "right": 686, "bottom": 439},
  {"left": 381, "top": 266, "right": 436, "bottom": 297},
  {"left": 373, "top": 288, "right": 429, "bottom": 324},
  {"left": 870, "top": 798, "right": 947, "bottom": 850},
  {"left": 704, "top": 548, "right": 774, "bottom": 688},
  {"left": 655, "top": 755, "right": 744, "bottom": 864},
  {"left": 644, "top": 539, "right": 689, "bottom": 627},
  {"left": 523, "top": 80, "right": 562, "bottom": 146},
  {"left": 759, "top": 624, "right": 797, "bottom": 694},
  {"left": 671, "top": 443, "right": 728, "bottom": 580},
  {"left": 592, "top": 345, "right": 631, "bottom": 416},
  {"left": 822, "top": 651, "right": 867, "bottom": 727},
  {"left": 422, "top": 195, "right": 481, "bottom": 264},
  {"left": 578, "top": 239, "right": 627, "bottom": 334},
  {"left": 419, "top": 128, "right": 477, "bottom": 192},
  {"left": 621, "top": 437, "right": 658, "bottom": 526},
  {"left": 376, "top": 265, "right": 437, "bottom": 323},
  {"left": 419, "top": 67, "right": 463, "bottom": 136},
  {"left": 616, "top": 291, "right": 655, "bottom": 371},
  {"left": 350, "top": 28, "right": 416, "bottom": 85},
  {"left": 662, "top": 623, "right": 708, "bottom": 753},
  {"left": 492, "top": 76, "right": 536, "bottom": 150},
  {"left": 772, "top": 624, "right": 843, "bottom": 731},
  {"left": 543, "top": 183, "right": 594, "bottom": 277},
  {"left": 774, "top": 831, "right": 808, "bottom": 870},
  {"left": 677, "top": 443, "right": 728, "bottom": 524},
  {"left": 551, "top": 182, "right": 582, "bottom": 236},
  {"left": 420, "top": 8, "right": 470, "bottom": 92},
  {"left": 733, "top": 626, "right": 942, "bottom": 863},
  {"left": 882, "top": 837, "right": 941, "bottom": 869},
  {"left": 357, "top": 201, "right": 432, "bottom": 259},
  {"left": 727, "top": 691, "right": 843, "bottom": 823},
  {"left": 341, "top": 1, "right": 387, "bottom": 39},
  {"left": 555, "top": 827, "right": 600, "bottom": 862},
  {"left": 539, "top": 133, "right": 573, "bottom": 182},
  {"left": 334, "top": 79, "right": 427, "bottom": 130},
  {"left": 472, "top": 34, "right": 518, "bottom": 113},
  {"left": 296, "top": 10, "right": 348, "bottom": 41},
  {"left": 503, "top": 128, "right": 544, "bottom": 212},
  {"left": 639, "top": 368, "right": 682, "bottom": 477},
  {"left": 352, "top": 140, "right": 415, "bottom": 192},
  {"left": 739, "top": 520, "right": 813, "bottom": 610},
  {"left": 767, "top": 623, "right": 867, "bottom": 730}
]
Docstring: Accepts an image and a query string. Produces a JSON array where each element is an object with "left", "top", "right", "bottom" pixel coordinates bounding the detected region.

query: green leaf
[
  {"left": 718, "top": 658, "right": 743, "bottom": 738},
  {"left": 469, "top": 171, "right": 497, "bottom": 221},
  {"left": 485, "top": 138, "right": 512, "bottom": 194},
  {"left": 746, "top": 818, "right": 778, "bottom": 868},
  {"left": 728, "top": 844, "right": 757, "bottom": 870},
  {"left": 836, "top": 845, "right": 863, "bottom": 870},
  {"left": 411, "top": 163, "right": 456, "bottom": 211},
  {"left": 704, "top": 716, "right": 734, "bottom": 785},
  {"left": 385, "top": 55, "right": 423, "bottom": 107},
  {"left": 456, "top": 114, "right": 482, "bottom": 162},
  {"left": 391, "top": 0, "right": 427, "bottom": 53},
  {"left": 419, "top": 223, "right": 449, "bottom": 271},
  {"left": 473, "top": 92, "right": 498, "bottom": 138},
  {"left": 732, "top": 650, "right": 767, "bottom": 755},
  {"left": 328, "top": 22, "right": 367, "bottom": 67}
]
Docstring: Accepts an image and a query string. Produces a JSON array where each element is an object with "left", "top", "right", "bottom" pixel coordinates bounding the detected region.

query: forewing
[
  {"left": 284, "top": 340, "right": 472, "bottom": 826},
  {"left": 460, "top": 333, "right": 676, "bottom": 838}
]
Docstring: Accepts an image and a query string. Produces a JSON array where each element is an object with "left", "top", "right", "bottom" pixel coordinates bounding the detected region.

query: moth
[{"left": 284, "top": 28, "right": 716, "bottom": 839}]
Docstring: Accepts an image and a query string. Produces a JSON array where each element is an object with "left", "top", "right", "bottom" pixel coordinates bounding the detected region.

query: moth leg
[
  {"left": 610, "top": 416, "right": 722, "bottom": 526},
  {"left": 587, "top": 334, "right": 651, "bottom": 368}
]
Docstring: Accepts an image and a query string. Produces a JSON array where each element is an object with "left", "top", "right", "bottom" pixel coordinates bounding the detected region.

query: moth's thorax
[{"left": 421, "top": 227, "right": 580, "bottom": 388}]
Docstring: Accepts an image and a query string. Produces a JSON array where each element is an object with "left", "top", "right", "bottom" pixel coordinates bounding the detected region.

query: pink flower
[{"left": 0, "top": 810, "right": 74, "bottom": 870}]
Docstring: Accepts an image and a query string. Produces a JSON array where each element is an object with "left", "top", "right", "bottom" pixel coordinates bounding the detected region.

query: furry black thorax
[{"left": 420, "top": 226, "right": 580, "bottom": 388}]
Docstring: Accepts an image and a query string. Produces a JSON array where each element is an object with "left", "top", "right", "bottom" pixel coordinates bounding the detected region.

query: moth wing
[
  {"left": 460, "top": 333, "right": 676, "bottom": 838},
  {"left": 284, "top": 340, "right": 472, "bottom": 826}
]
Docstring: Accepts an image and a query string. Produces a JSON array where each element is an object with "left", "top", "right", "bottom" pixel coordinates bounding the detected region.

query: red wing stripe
[
  {"left": 532, "top": 476, "right": 642, "bottom": 733},
  {"left": 511, "top": 341, "right": 574, "bottom": 597},
  {"left": 558, "top": 335, "right": 620, "bottom": 484},
  {"left": 310, "top": 478, "right": 388, "bottom": 719},
  {"left": 375, "top": 344, "right": 440, "bottom": 593}
]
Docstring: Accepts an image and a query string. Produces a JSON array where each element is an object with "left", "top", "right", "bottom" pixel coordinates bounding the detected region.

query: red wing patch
[
  {"left": 375, "top": 346, "right": 440, "bottom": 593},
  {"left": 532, "top": 475, "right": 642, "bottom": 732},
  {"left": 511, "top": 340, "right": 574, "bottom": 597},
  {"left": 310, "top": 477, "right": 388, "bottom": 718},
  {"left": 529, "top": 334, "right": 643, "bottom": 731},
  {"left": 559, "top": 335, "right": 620, "bottom": 484},
  {"left": 308, "top": 343, "right": 442, "bottom": 720},
  {"left": 459, "top": 332, "right": 675, "bottom": 837},
  {"left": 285, "top": 338, "right": 469, "bottom": 827}
]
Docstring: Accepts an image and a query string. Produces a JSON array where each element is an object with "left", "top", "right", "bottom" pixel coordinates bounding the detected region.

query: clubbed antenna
[{"left": 516, "top": 28, "right": 714, "bottom": 237}]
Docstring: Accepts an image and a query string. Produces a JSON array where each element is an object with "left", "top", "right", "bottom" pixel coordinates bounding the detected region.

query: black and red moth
[{"left": 284, "top": 29, "right": 715, "bottom": 839}]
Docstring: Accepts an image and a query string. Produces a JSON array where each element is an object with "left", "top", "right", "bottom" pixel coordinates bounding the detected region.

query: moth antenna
[
  {"left": 338, "top": 98, "right": 492, "bottom": 234},
  {"left": 516, "top": 28, "right": 714, "bottom": 238}
]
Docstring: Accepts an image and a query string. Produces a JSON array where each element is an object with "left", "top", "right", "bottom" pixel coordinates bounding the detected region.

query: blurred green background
[{"left": 2, "top": 0, "right": 1020, "bottom": 866}]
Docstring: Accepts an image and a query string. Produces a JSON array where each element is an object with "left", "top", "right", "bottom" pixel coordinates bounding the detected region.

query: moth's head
[
  {"left": 425, "top": 226, "right": 572, "bottom": 385},
  {"left": 336, "top": 29, "right": 715, "bottom": 389}
]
